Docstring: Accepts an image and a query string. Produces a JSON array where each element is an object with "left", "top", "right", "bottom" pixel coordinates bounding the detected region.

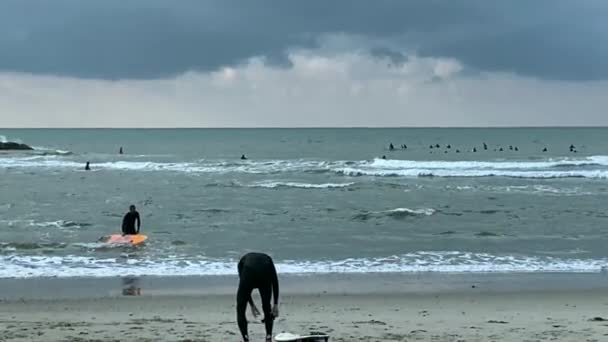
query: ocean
[{"left": 1, "top": 128, "right": 607, "bottom": 278}]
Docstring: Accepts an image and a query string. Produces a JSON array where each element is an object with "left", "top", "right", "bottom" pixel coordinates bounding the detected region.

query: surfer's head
[{"left": 129, "top": 205, "right": 136, "bottom": 212}]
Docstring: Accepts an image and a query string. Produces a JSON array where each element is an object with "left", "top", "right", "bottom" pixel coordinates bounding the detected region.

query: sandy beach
[{"left": 1, "top": 274, "right": 608, "bottom": 341}]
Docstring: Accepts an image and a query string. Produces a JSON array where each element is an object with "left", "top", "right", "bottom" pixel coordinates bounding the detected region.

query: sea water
[{"left": 0, "top": 128, "right": 607, "bottom": 278}]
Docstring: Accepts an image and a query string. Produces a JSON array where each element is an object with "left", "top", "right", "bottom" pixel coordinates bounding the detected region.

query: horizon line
[{"left": 1, "top": 126, "right": 608, "bottom": 129}]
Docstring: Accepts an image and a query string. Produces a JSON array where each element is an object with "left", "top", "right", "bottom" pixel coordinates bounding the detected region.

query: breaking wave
[
  {"left": 333, "top": 156, "right": 608, "bottom": 179},
  {"left": 1, "top": 155, "right": 608, "bottom": 179},
  {"left": 0, "top": 251, "right": 605, "bottom": 278},
  {"left": 352, "top": 207, "right": 436, "bottom": 221}
]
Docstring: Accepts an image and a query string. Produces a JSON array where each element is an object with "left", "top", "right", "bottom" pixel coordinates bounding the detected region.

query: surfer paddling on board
[
  {"left": 237, "top": 252, "right": 280, "bottom": 342},
  {"left": 122, "top": 205, "right": 141, "bottom": 235}
]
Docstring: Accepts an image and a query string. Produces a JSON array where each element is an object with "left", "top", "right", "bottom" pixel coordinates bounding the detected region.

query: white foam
[
  {"left": 447, "top": 185, "right": 595, "bottom": 196},
  {"left": 250, "top": 181, "right": 355, "bottom": 189},
  {"left": 368, "top": 157, "right": 608, "bottom": 170},
  {"left": 336, "top": 167, "right": 608, "bottom": 179},
  {"left": 0, "top": 158, "right": 332, "bottom": 174},
  {"left": 0, "top": 251, "right": 604, "bottom": 278},
  {"left": 334, "top": 156, "right": 608, "bottom": 178},
  {"left": 385, "top": 208, "right": 436, "bottom": 216},
  {"left": 0, "top": 219, "right": 86, "bottom": 230},
  {"left": 2, "top": 156, "right": 608, "bottom": 179}
]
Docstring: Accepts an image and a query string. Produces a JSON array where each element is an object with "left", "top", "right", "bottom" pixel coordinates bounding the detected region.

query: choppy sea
[{"left": 1, "top": 128, "right": 607, "bottom": 278}]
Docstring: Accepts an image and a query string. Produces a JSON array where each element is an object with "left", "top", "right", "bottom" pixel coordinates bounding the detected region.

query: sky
[{"left": 1, "top": 0, "right": 607, "bottom": 127}]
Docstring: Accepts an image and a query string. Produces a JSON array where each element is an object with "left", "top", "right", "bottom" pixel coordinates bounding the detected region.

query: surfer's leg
[
  {"left": 236, "top": 283, "right": 251, "bottom": 341},
  {"left": 259, "top": 282, "right": 273, "bottom": 339}
]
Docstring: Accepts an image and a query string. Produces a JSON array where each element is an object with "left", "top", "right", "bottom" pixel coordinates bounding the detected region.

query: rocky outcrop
[{"left": 0, "top": 142, "right": 34, "bottom": 150}]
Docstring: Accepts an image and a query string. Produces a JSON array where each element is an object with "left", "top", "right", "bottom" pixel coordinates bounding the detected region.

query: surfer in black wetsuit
[
  {"left": 237, "top": 252, "right": 279, "bottom": 342},
  {"left": 122, "top": 205, "right": 141, "bottom": 235}
]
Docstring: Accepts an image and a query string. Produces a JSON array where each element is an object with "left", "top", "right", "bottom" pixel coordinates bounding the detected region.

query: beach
[{"left": 2, "top": 273, "right": 608, "bottom": 341}]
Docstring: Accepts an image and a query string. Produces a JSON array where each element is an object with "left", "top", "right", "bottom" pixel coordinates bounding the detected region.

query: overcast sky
[{"left": 1, "top": 0, "right": 607, "bottom": 127}]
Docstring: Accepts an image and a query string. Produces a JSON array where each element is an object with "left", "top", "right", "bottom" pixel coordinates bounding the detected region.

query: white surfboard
[{"left": 274, "top": 332, "right": 329, "bottom": 342}]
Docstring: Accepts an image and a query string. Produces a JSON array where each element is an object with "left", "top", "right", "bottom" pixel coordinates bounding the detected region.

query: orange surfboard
[{"left": 105, "top": 234, "right": 148, "bottom": 245}]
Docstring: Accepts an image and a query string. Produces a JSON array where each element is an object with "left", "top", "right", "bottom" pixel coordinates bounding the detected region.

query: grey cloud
[
  {"left": 370, "top": 48, "right": 409, "bottom": 66},
  {"left": 0, "top": 0, "right": 606, "bottom": 80}
]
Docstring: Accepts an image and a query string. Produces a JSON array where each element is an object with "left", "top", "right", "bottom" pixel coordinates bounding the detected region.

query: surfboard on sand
[
  {"left": 103, "top": 234, "right": 148, "bottom": 245},
  {"left": 274, "top": 332, "right": 330, "bottom": 342}
]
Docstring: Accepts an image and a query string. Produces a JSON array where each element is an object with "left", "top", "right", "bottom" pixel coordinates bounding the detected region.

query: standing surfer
[{"left": 122, "top": 205, "right": 141, "bottom": 235}]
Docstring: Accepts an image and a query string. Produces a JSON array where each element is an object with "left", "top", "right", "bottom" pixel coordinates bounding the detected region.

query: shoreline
[{"left": 1, "top": 272, "right": 608, "bottom": 300}]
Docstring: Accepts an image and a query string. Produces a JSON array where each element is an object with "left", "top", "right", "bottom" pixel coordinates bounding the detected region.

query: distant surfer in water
[
  {"left": 122, "top": 205, "right": 141, "bottom": 235},
  {"left": 85, "top": 162, "right": 91, "bottom": 171},
  {"left": 241, "top": 154, "right": 247, "bottom": 160},
  {"left": 237, "top": 252, "right": 279, "bottom": 342},
  {"left": 119, "top": 147, "right": 123, "bottom": 154}
]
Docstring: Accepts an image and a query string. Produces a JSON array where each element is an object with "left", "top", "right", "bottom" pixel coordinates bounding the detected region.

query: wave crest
[
  {"left": 2, "top": 155, "right": 608, "bottom": 179},
  {"left": 250, "top": 181, "right": 355, "bottom": 189},
  {"left": 0, "top": 251, "right": 605, "bottom": 278}
]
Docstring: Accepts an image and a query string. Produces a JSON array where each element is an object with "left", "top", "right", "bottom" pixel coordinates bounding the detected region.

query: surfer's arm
[
  {"left": 271, "top": 263, "right": 279, "bottom": 305},
  {"left": 136, "top": 213, "right": 141, "bottom": 232},
  {"left": 121, "top": 215, "right": 127, "bottom": 234},
  {"left": 248, "top": 295, "right": 260, "bottom": 317}
]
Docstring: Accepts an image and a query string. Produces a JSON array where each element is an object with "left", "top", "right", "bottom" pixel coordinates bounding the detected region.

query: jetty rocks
[{"left": 0, "top": 142, "right": 34, "bottom": 150}]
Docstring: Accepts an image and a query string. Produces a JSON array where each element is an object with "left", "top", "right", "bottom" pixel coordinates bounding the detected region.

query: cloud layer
[
  {"left": 1, "top": 0, "right": 607, "bottom": 80},
  {"left": 2, "top": 42, "right": 606, "bottom": 127}
]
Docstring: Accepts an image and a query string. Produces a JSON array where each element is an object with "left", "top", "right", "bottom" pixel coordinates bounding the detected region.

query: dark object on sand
[{"left": 0, "top": 142, "right": 33, "bottom": 150}]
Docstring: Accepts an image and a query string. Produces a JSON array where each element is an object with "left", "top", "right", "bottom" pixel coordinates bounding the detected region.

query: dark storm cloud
[{"left": 0, "top": 0, "right": 606, "bottom": 80}]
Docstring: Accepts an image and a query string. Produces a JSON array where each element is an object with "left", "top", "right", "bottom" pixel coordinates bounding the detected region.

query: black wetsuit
[
  {"left": 237, "top": 252, "right": 279, "bottom": 341},
  {"left": 122, "top": 211, "right": 140, "bottom": 235}
]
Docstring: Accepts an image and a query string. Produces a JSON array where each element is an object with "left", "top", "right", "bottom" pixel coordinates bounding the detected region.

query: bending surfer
[
  {"left": 237, "top": 252, "right": 279, "bottom": 342},
  {"left": 122, "top": 205, "right": 141, "bottom": 235}
]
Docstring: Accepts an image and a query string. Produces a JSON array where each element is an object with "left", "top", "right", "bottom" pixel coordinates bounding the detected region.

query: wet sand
[{"left": 1, "top": 273, "right": 608, "bottom": 341}]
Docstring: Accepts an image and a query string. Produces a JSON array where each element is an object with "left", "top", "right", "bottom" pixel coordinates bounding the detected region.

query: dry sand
[{"left": 2, "top": 288, "right": 608, "bottom": 341}]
